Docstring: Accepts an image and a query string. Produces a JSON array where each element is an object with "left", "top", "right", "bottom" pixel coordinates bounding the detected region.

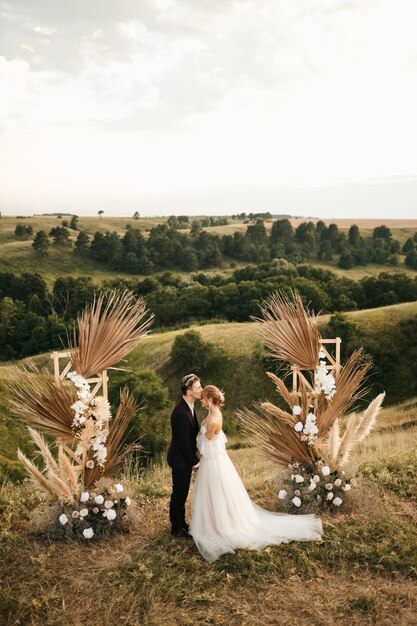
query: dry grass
[{"left": 1, "top": 400, "right": 417, "bottom": 626}]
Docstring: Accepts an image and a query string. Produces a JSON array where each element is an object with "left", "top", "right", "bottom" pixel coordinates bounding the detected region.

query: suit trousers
[{"left": 169, "top": 467, "right": 192, "bottom": 531}]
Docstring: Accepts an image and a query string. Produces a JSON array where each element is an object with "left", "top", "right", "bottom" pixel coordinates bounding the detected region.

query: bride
[{"left": 189, "top": 385, "right": 323, "bottom": 563}]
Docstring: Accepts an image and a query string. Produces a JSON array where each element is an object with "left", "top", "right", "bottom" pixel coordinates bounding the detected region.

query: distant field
[{"left": 1, "top": 214, "right": 416, "bottom": 283}]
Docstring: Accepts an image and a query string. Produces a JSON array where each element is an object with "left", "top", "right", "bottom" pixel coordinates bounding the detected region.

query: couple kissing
[{"left": 167, "top": 373, "right": 323, "bottom": 564}]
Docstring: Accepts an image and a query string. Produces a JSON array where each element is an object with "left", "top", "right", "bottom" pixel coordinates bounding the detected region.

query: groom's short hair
[{"left": 181, "top": 373, "right": 200, "bottom": 395}]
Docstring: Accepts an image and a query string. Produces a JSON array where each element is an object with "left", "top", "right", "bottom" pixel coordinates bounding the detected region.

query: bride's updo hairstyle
[{"left": 202, "top": 385, "right": 225, "bottom": 407}]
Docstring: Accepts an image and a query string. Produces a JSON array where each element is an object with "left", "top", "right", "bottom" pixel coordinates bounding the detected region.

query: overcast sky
[{"left": 1, "top": 0, "right": 417, "bottom": 217}]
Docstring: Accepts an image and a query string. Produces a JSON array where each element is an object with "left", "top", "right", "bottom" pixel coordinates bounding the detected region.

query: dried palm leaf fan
[
  {"left": 12, "top": 289, "right": 152, "bottom": 505},
  {"left": 8, "top": 360, "right": 76, "bottom": 443},
  {"left": 236, "top": 404, "right": 316, "bottom": 466},
  {"left": 238, "top": 289, "right": 385, "bottom": 473},
  {"left": 69, "top": 290, "right": 154, "bottom": 378},
  {"left": 255, "top": 290, "right": 321, "bottom": 370}
]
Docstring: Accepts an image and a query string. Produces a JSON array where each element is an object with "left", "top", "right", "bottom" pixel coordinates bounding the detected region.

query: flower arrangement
[
  {"left": 56, "top": 478, "right": 133, "bottom": 540},
  {"left": 278, "top": 460, "right": 357, "bottom": 512},
  {"left": 238, "top": 289, "right": 385, "bottom": 512},
  {"left": 9, "top": 290, "right": 152, "bottom": 539}
]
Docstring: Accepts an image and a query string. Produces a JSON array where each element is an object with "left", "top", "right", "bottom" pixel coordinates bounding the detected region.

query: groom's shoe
[{"left": 170, "top": 528, "right": 192, "bottom": 540}]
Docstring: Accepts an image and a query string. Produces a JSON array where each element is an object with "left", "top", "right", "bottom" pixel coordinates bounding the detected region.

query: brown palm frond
[
  {"left": 84, "top": 388, "right": 139, "bottom": 488},
  {"left": 354, "top": 392, "right": 385, "bottom": 443},
  {"left": 236, "top": 404, "right": 314, "bottom": 466},
  {"left": 260, "top": 402, "right": 296, "bottom": 427},
  {"left": 336, "top": 414, "right": 358, "bottom": 467},
  {"left": 17, "top": 449, "right": 57, "bottom": 500},
  {"left": 27, "top": 426, "right": 59, "bottom": 473},
  {"left": 254, "top": 290, "right": 321, "bottom": 369},
  {"left": 316, "top": 349, "right": 372, "bottom": 439},
  {"left": 266, "top": 372, "right": 299, "bottom": 409},
  {"left": 8, "top": 361, "right": 76, "bottom": 443},
  {"left": 328, "top": 418, "right": 341, "bottom": 464},
  {"left": 69, "top": 290, "right": 154, "bottom": 378}
]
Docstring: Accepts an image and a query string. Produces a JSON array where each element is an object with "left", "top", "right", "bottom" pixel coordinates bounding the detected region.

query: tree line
[
  {"left": 1, "top": 262, "right": 417, "bottom": 359},
  {"left": 23, "top": 218, "right": 417, "bottom": 271}
]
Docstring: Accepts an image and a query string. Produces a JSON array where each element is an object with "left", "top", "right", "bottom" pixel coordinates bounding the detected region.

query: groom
[{"left": 167, "top": 373, "right": 202, "bottom": 538}]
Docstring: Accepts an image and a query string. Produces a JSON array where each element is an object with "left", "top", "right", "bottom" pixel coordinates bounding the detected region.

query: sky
[{"left": 1, "top": 0, "right": 417, "bottom": 218}]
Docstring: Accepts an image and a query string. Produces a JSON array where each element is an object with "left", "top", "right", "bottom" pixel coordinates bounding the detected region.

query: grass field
[
  {"left": 124, "top": 299, "right": 417, "bottom": 370},
  {"left": 1, "top": 215, "right": 416, "bottom": 285},
  {"left": 1, "top": 398, "right": 417, "bottom": 626}
]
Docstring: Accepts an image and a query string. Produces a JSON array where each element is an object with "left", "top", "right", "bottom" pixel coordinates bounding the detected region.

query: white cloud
[{"left": 1, "top": 0, "right": 417, "bottom": 215}]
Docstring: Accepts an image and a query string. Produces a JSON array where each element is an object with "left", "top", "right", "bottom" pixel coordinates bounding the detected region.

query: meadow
[
  {"left": 1, "top": 215, "right": 417, "bottom": 284},
  {"left": 1, "top": 397, "right": 417, "bottom": 626}
]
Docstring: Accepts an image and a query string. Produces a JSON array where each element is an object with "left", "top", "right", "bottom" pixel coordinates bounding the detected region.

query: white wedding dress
[{"left": 189, "top": 425, "right": 323, "bottom": 563}]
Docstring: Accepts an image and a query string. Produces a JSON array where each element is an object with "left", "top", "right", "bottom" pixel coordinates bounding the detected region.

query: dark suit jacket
[{"left": 167, "top": 398, "right": 199, "bottom": 470}]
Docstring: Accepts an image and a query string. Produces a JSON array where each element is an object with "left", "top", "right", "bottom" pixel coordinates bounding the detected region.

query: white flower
[
  {"left": 278, "top": 489, "right": 287, "bottom": 500},
  {"left": 94, "top": 495, "right": 104, "bottom": 504},
  {"left": 106, "top": 509, "right": 117, "bottom": 521},
  {"left": 59, "top": 514, "right": 68, "bottom": 525},
  {"left": 115, "top": 483, "right": 124, "bottom": 493},
  {"left": 86, "top": 460, "right": 95, "bottom": 469},
  {"left": 315, "top": 362, "right": 337, "bottom": 400},
  {"left": 333, "top": 497, "right": 343, "bottom": 506},
  {"left": 308, "top": 480, "right": 317, "bottom": 492},
  {"left": 313, "top": 475, "right": 320, "bottom": 483},
  {"left": 319, "top": 349, "right": 326, "bottom": 359},
  {"left": 125, "top": 497, "right": 131, "bottom": 506},
  {"left": 80, "top": 491, "right": 89, "bottom": 502},
  {"left": 104, "top": 500, "right": 114, "bottom": 509},
  {"left": 334, "top": 478, "right": 342, "bottom": 487},
  {"left": 291, "top": 496, "right": 302, "bottom": 507},
  {"left": 79, "top": 508, "right": 88, "bottom": 517},
  {"left": 310, "top": 424, "right": 319, "bottom": 435},
  {"left": 95, "top": 446, "right": 107, "bottom": 463},
  {"left": 321, "top": 466, "right": 330, "bottom": 476},
  {"left": 306, "top": 412, "right": 316, "bottom": 422},
  {"left": 294, "top": 474, "right": 305, "bottom": 484},
  {"left": 292, "top": 405, "right": 302, "bottom": 415},
  {"left": 325, "top": 483, "right": 333, "bottom": 490},
  {"left": 326, "top": 492, "right": 334, "bottom": 500},
  {"left": 71, "top": 400, "right": 87, "bottom": 414},
  {"left": 83, "top": 527, "right": 94, "bottom": 539},
  {"left": 294, "top": 421, "right": 303, "bottom": 432},
  {"left": 342, "top": 484, "right": 351, "bottom": 492}
]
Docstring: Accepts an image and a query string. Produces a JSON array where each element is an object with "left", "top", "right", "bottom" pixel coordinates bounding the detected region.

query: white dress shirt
[{"left": 184, "top": 399, "right": 199, "bottom": 469}]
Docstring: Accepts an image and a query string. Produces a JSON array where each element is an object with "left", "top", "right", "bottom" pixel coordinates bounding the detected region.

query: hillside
[{"left": 1, "top": 215, "right": 416, "bottom": 283}]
